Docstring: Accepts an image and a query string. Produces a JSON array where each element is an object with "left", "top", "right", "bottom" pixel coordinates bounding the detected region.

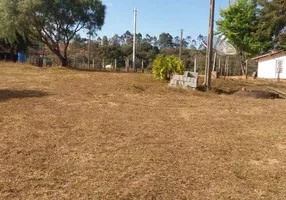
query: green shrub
[{"left": 152, "top": 54, "right": 184, "bottom": 80}]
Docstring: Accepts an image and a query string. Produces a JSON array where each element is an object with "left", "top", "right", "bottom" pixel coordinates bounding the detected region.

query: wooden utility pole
[
  {"left": 206, "top": 0, "right": 215, "bottom": 90},
  {"left": 132, "top": 8, "right": 137, "bottom": 72},
  {"left": 179, "top": 29, "right": 183, "bottom": 60}
]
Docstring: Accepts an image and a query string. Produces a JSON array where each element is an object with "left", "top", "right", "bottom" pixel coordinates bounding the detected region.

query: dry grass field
[{"left": 1, "top": 62, "right": 286, "bottom": 199}]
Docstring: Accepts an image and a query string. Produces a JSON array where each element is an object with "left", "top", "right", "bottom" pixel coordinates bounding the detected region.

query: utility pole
[
  {"left": 179, "top": 29, "right": 183, "bottom": 60},
  {"left": 206, "top": 0, "right": 215, "bottom": 90},
  {"left": 132, "top": 8, "right": 137, "bottom": 72}
]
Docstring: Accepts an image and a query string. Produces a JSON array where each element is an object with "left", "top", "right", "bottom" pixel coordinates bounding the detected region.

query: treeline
[
  {"left": 1, "top": 0, "right": 285, "bottom": 76},
  {"left": 67, "top": 31, "right": 206, "bottom": 71},
  {"left": 66, "top": 31, "right": 257, "bottom": 75}
]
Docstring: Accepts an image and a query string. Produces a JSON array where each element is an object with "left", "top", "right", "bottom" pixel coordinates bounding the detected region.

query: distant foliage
[{"left": 152, "top": 54, "right": 184, "bottom": 80}]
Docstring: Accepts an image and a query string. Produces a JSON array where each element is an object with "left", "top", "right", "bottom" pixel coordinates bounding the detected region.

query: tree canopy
[
  {"left": 258, "top": 0, "right": 286, "bottom": 50},
  {"left": 0, "top": 0, "right": 106, "bottom": 66},
  {"left": 216, "top": 0, "right": 272, "bottom": 75}
]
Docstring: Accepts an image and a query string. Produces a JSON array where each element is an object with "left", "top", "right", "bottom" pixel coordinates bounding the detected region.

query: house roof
[{"left": 252, "top": 51, "right": 283, "bottom": 61}]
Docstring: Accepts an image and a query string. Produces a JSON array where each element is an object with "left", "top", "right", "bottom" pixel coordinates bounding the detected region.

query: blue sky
[{"left": 84, "top": 0, "right": 229, "bottom": 40}]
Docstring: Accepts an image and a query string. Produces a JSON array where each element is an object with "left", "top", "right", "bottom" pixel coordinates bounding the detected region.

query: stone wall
[{"left": 169, "top": 71, "right": 198, "bottom": 89}]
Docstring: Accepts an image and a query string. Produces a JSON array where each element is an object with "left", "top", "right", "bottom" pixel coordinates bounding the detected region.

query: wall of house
[{"left": 258, "top": 54, "right": 286, "bottom": 79}]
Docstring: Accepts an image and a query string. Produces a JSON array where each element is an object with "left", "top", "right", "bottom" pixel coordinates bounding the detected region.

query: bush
[{"left": 152, "top": 54, "right": 184, "bottom": 80}]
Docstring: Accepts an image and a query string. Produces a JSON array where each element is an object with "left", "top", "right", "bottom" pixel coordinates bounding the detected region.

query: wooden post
[
  {"left": 126, "top": 58, "right": 130, "bottom": 72},
  {"left": 277, "top": 60, "right": 281, "bottom": 81},
  {"left": 141, "top": 59, "right": 144, "bottom": 72},
  {"left": 227, "top": 56, "right": 229, "bottom": 77},
  {"left": 245, "top": 59, "right": 248, "bottom": 80},
  {"left": 194, "top": 58, "right": 197, "bottom": 72},
  {"left": 102, "top": 59, "right": 105, "bottom": 70},
  {"left": 93, "top": 58, "right": 95, "bottom": 70},
  {"left": 204, "top": 54, "right": 208, "bottom": 84},
  {"left": 212, "top": 52, "right": 217, "bottom": 71},
  {"left": 115, "top": 59, "right": 117, "bottom": 70},
  {"left": 224, "top": 57, "right": 228, "bottom": 79}
]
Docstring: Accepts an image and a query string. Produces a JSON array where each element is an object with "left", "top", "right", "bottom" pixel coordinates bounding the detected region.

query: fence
[{"left": 25, "top": 45, "right": 257, "bottom": 76}]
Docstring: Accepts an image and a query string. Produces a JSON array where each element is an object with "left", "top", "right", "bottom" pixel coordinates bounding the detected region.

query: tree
[
  {"left": 109, "top": 34, "right": 121, "bottom": 46},
  {"left": 258, "top": 0, "right": 286, "bottom": 50},
  {"left": 102, "top": 36, "right": 109, "bottom": 46},
  {"left": 99, "top": 45, "right": 122, "bottom": 64},
  {"left": 144, "top": 34, "right": 152, "bottom": 44},
  {"left": 158, "top": 33, "right": 174, "bottom": 49},
  {"left": 136, "top": 33, "right": 143, "bottom": 44},
  {"left": 152, "top": 36, "right": 159, "bottom": 47},
  {"left": 121, "top": 45, "right": 133, "bottom": 71},
  {"left": 97, "top": 37, "right": 102, "bottom": 45},
  {"left": 216, "top": 0, "right": 272, "bottom": 76},
  {"left": 173, "top": 36, "right": 181, "bottom": 48},
  {"left": 0, "top": 32, "right": 30, "bottom": 54},
  {"left": 137, "top": 41, "right": 159, "bottom": 68},
  {"left": 0, "top": 0, "right": 106, "bottom": 66},
  {"left": 122, "top": 31, "right": 133, "bottom": 46}
]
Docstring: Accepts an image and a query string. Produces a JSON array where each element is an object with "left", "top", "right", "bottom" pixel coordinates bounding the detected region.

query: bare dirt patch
[
  {"left": 234, "top": 90, "right": 280, "bottom": 99},
  {"left": 1, "top": 62, "right": 286, "bottom": 199}
]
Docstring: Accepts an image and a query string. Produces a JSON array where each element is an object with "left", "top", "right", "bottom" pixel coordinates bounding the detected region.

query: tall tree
[
  {"left": 136, "top": 33, "right": 143, "bottom": 44},
  {"left": 97, "top": 37, "right": 102, "bottom": 45},
  {"left": 102, "top": 36, "right": 109, "bottom": 46},
  {"left": 258, "top": 0, "right": 286, "bottom": 50},
  {"left": 0, "top": 0, "right": 106, "bottom": 66},
  {"left": 109, "top": 34, "right": 121, "bottom": 46},
  {"left": 122, "top": 31, "right": 133, "bottom": 46},
  {"left": 216, "top": 0, "right": 272, "bottom": 76},
  {"left": 144, "top": 34, "right": 152, "bottom": 44},
  {"left": 158, "top": 33, "right": 174, "bottom": 49},
  {"left": 151, "top": 36, "right": 159, "bottom": 47},
  {"left": 173, "top": 36, "right": 181, "bottom": 48}
]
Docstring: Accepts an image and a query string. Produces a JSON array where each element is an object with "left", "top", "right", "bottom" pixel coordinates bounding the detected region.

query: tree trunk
[
  {"left": 60, "top": 57, "right": 68, "bottom": 67},
  {"left": 42, "top": 41, "right": 70, "bottom": 67},
  {"left": 240, "top": 52, "right": 246, "bottom": 76}
]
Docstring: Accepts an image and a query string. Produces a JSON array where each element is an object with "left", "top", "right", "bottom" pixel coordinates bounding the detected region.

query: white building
[{"left": 252, "top": 51, "right": 286, "bottom": 79}]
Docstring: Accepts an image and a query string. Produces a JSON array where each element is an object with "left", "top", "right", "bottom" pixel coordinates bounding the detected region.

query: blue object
[{"left": 18, "top": 52, "right": 26, "bottom": 63}]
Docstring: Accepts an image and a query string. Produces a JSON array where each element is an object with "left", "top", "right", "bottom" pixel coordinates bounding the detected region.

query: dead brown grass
[{"left": 1, "top": 62, "right": 286, "bottom": 199}]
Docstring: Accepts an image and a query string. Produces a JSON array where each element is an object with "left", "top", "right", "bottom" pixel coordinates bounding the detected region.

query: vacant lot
[{"left": 1, "top": 62, "right": 286, "bottom": 199}]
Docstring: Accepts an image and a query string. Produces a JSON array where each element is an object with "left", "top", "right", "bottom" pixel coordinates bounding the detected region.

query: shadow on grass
[
  {"left": 0, "top": 89, "right": 49, "bottom": 102},
  {"left": 196, "top": 85, "right": 238, "bottom": 95}
]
